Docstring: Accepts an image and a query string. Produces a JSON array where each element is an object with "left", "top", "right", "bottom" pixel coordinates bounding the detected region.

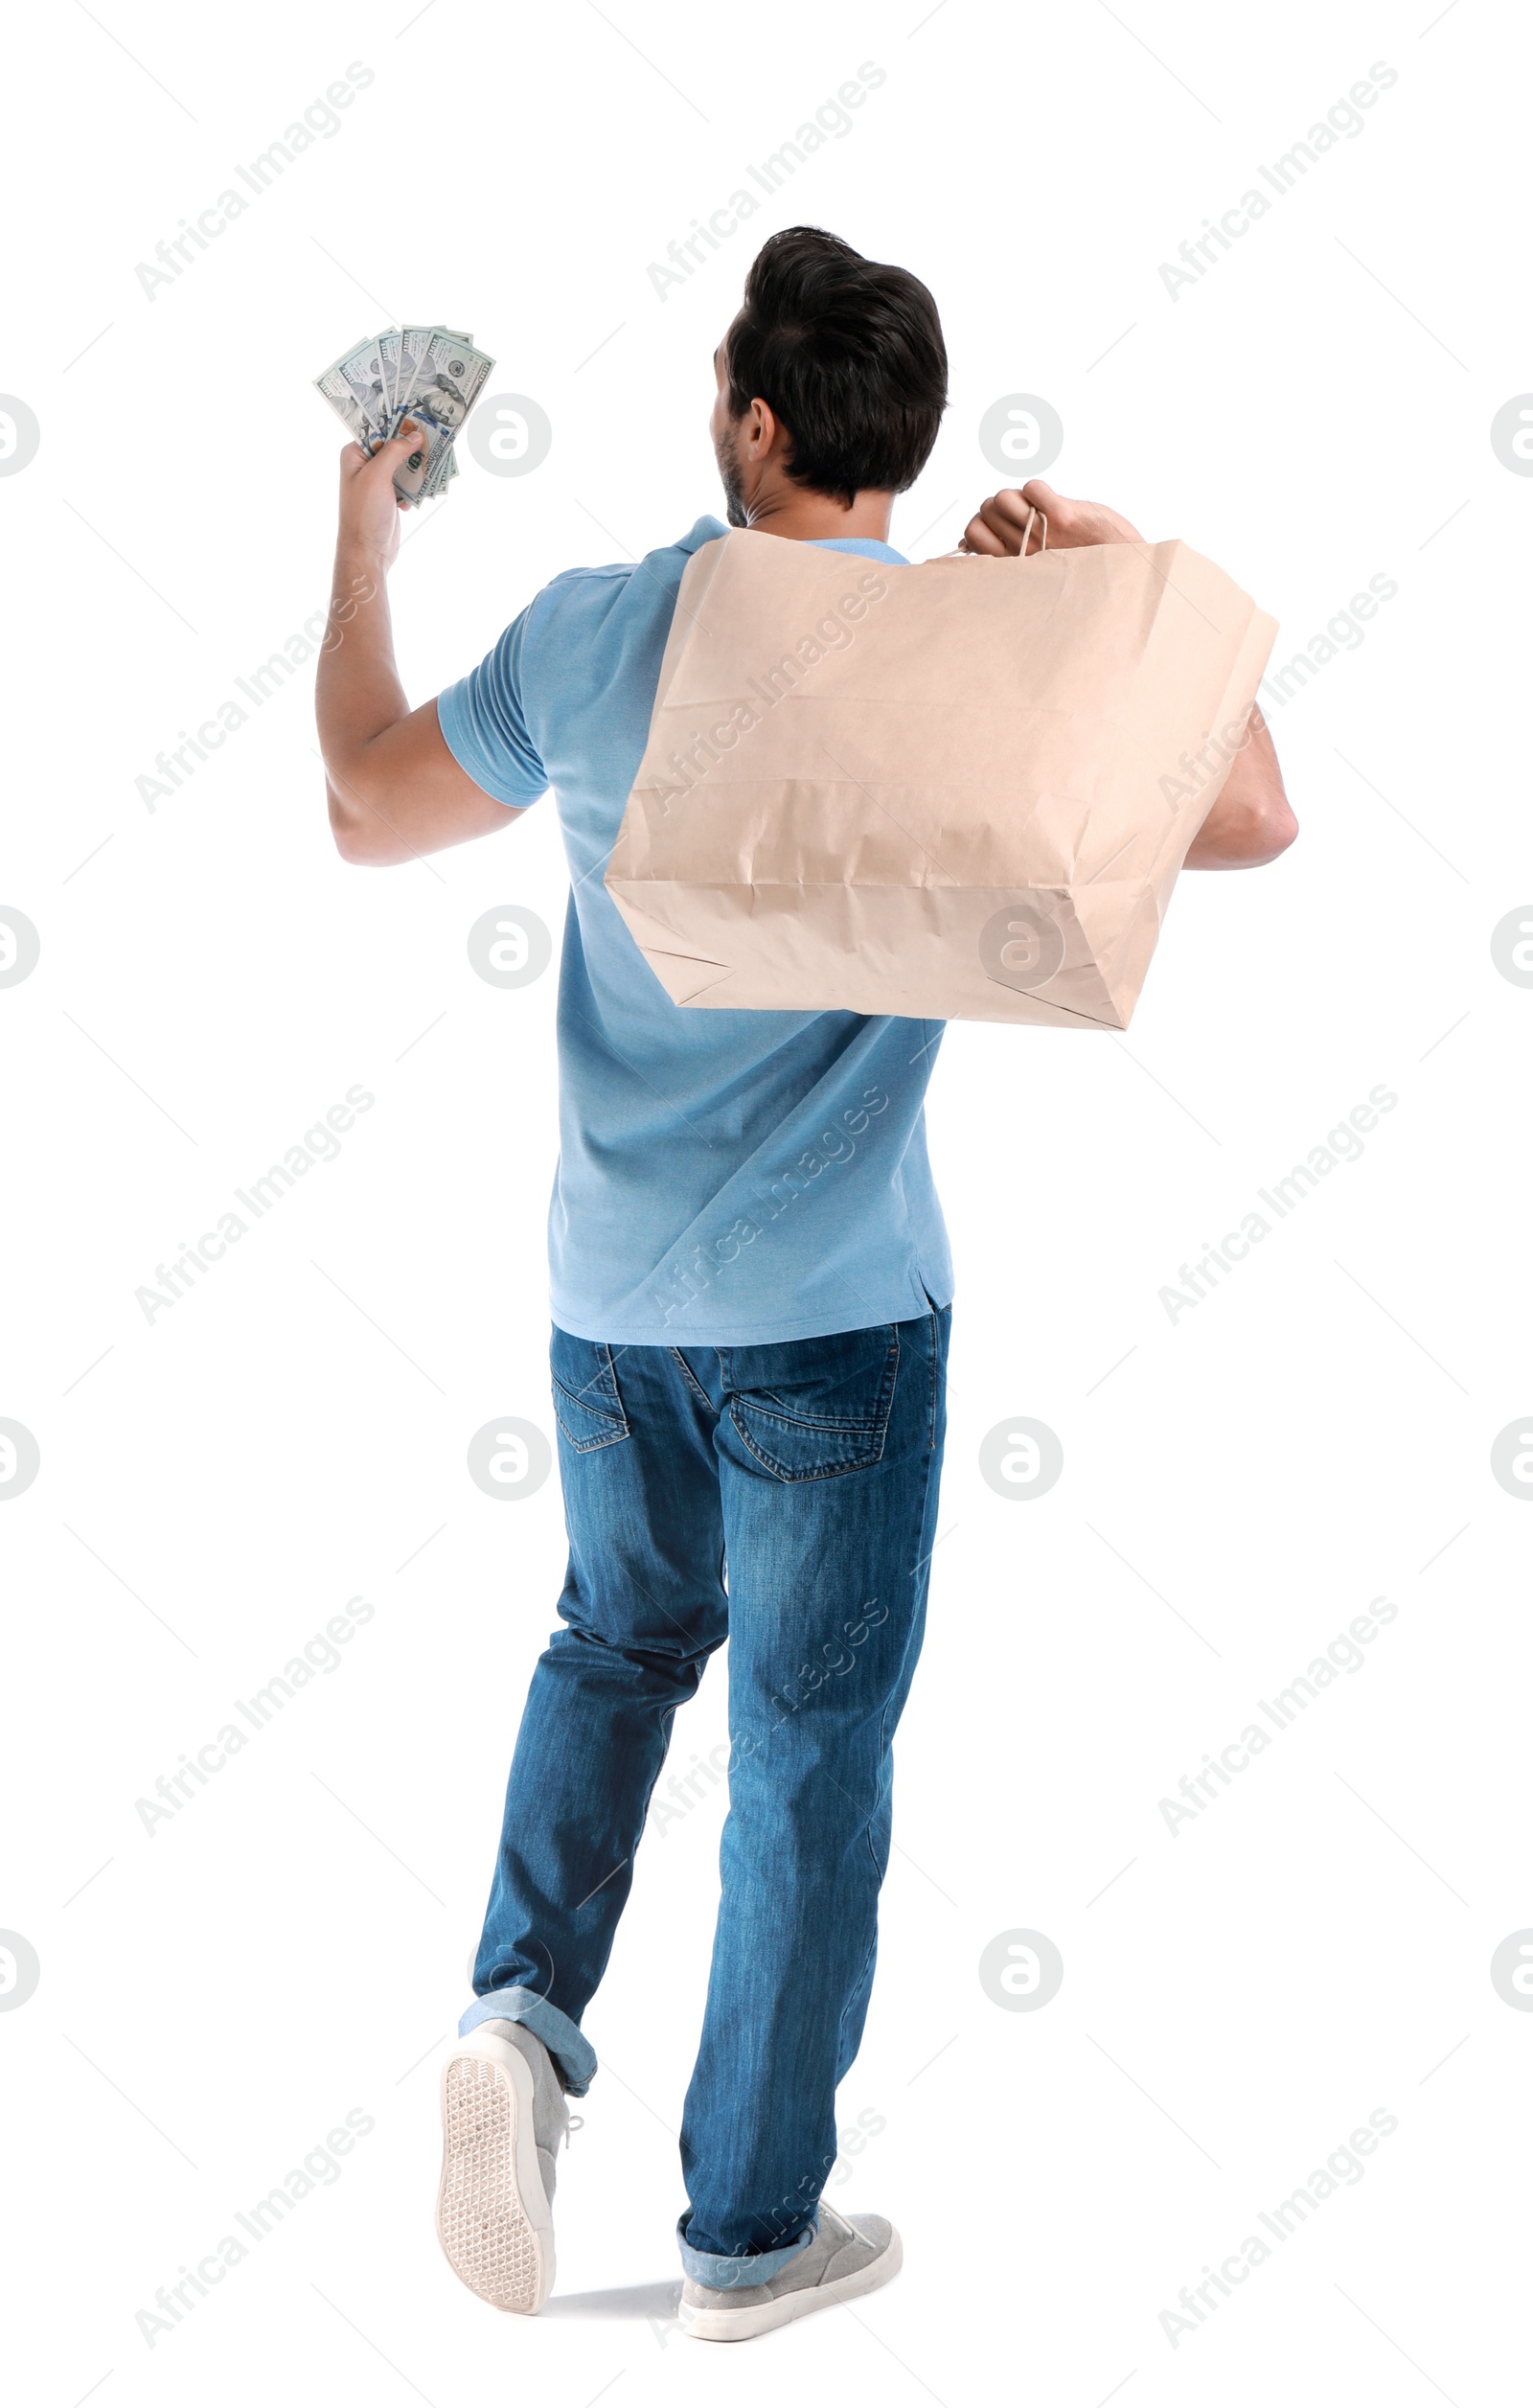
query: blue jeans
[{"left": 460, "top": 1305, "right": 950, "bottom": 2282}]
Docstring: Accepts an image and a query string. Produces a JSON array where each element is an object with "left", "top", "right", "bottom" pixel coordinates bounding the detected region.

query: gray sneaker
[
  {"left": 679, "top": 2203, "right": 902, "bottom": 2342},
  {"left": 436, "top": 2020, "right": 574, "bottom": 2313}
]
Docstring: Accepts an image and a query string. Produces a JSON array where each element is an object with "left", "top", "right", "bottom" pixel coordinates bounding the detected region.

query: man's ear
[{"left": 744, "top": 397, "right": 780, "bottom": 460}]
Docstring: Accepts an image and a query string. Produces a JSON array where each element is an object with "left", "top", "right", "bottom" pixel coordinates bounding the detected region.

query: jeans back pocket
[
  {"left": 724, "top": 1324, "right": 899, "bottom": 1482},
  {"left": 550, "top": 1329, "right": 630, "bottom": 1453}
]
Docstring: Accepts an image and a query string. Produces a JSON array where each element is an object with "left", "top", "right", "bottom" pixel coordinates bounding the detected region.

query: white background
[{"left": 3, "top": 1, "right": 1529, "bottom": 2401}]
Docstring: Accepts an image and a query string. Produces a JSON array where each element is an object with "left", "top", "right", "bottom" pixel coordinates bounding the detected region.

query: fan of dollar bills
[{"left": 313, "top": 326, "right": 494, "bottom": 508}]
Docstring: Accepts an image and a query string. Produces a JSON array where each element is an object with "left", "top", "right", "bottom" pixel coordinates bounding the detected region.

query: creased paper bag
[{"left": 606, "top": 528, "right": 1277, "bottom": 1028}]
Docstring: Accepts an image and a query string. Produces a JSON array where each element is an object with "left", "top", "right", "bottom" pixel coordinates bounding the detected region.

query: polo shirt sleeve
[{"left": 436, "top": 602, "right": 549, "bottom": 809}]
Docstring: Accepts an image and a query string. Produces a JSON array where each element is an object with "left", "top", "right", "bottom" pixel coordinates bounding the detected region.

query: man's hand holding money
[{"left": 336, "top": 420, "right": 424, "bottom": 572}]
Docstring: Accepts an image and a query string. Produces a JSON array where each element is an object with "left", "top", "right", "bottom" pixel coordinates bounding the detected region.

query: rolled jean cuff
[
  {"left": 676, "top": 2211, "right": 817, "bottom": 2289},
  {"left": 457, "top": 1986, "right": 598, "bottom": 2098}
]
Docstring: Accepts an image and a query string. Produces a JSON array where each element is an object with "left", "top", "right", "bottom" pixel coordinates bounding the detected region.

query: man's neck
[{"left": 741, "top": 483, "right": 895, "bottom": 546}]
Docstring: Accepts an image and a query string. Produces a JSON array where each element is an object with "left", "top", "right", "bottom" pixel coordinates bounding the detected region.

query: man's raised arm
[
  {"left": 960, "top": 478, "right": 1298, "bottom": 870},
  {"left": 317, "top": 425, "right": 517, "bottom": 867}
]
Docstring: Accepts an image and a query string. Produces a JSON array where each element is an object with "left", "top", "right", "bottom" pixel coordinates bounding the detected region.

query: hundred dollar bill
[
  {"left": 393, "top": 329, "right": 489, "bottom": 423},
  {"left": 396, "top": 324, "right": 436, "bottom": 411},
  {"left": 345, "top": 333, "right": 393, "bottom": 435},
  {"left": 314, "top": 322, "right": 494, "bottom": 504},
  {"left": 313, "top": 362, "right": 372, "bottom": 444},
  {"left": 422, "top": 434, "right": 456, "bottom": 500},
  {"left": 413, "top": 328, "right": 493, "bottom": 427},
  {"left": 389, "top": 330, "right": 493, "bottom": 500},
  {"left": 314, "top": 334, "right": 391, "bottom": 443},
  {"left": 378, "top": 327, "right": 405, "bottom": 421},
  {"left": 383, "top": 327, "right": 465, "bottom": 419}
]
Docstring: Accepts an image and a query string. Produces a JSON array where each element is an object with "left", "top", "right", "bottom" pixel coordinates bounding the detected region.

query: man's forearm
[
  {"left": 317, "top": 543, "right": 429, "bottom": 864},
  {"left": 1184, "top": 707, "right": 1297, "bottom": 869},
  {"left": 317, "top": 544, "right": 403, "bottom": 790},
  {"left": 317, "top": 431, "right": 521, "bottom": 867}
]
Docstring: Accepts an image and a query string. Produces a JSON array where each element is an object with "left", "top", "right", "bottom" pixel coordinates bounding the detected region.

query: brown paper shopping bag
[{"left": 605, "top": 521, "right": 1277, "bottom": 1028}]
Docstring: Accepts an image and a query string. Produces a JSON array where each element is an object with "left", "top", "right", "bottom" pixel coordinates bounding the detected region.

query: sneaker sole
[
  {"left": 435, "top": 2032, "right": 555, "bottom": 2314},
  {"left": 678, "top": 2226, "right": 902, "bottom": 2343}
]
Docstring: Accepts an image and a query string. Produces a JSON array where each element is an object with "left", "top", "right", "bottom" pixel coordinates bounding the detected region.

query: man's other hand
[
  {"left": 959, "top": 477, "right": 1142, "bottom": 556},
  {"left": 956, "top": 477, "right": 1295, "bottom": 864}
]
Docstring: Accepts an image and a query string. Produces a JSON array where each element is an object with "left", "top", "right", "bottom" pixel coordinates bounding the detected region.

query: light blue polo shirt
[{"left": 437, "top": 515, "right": 952, "bottom": 1345}]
